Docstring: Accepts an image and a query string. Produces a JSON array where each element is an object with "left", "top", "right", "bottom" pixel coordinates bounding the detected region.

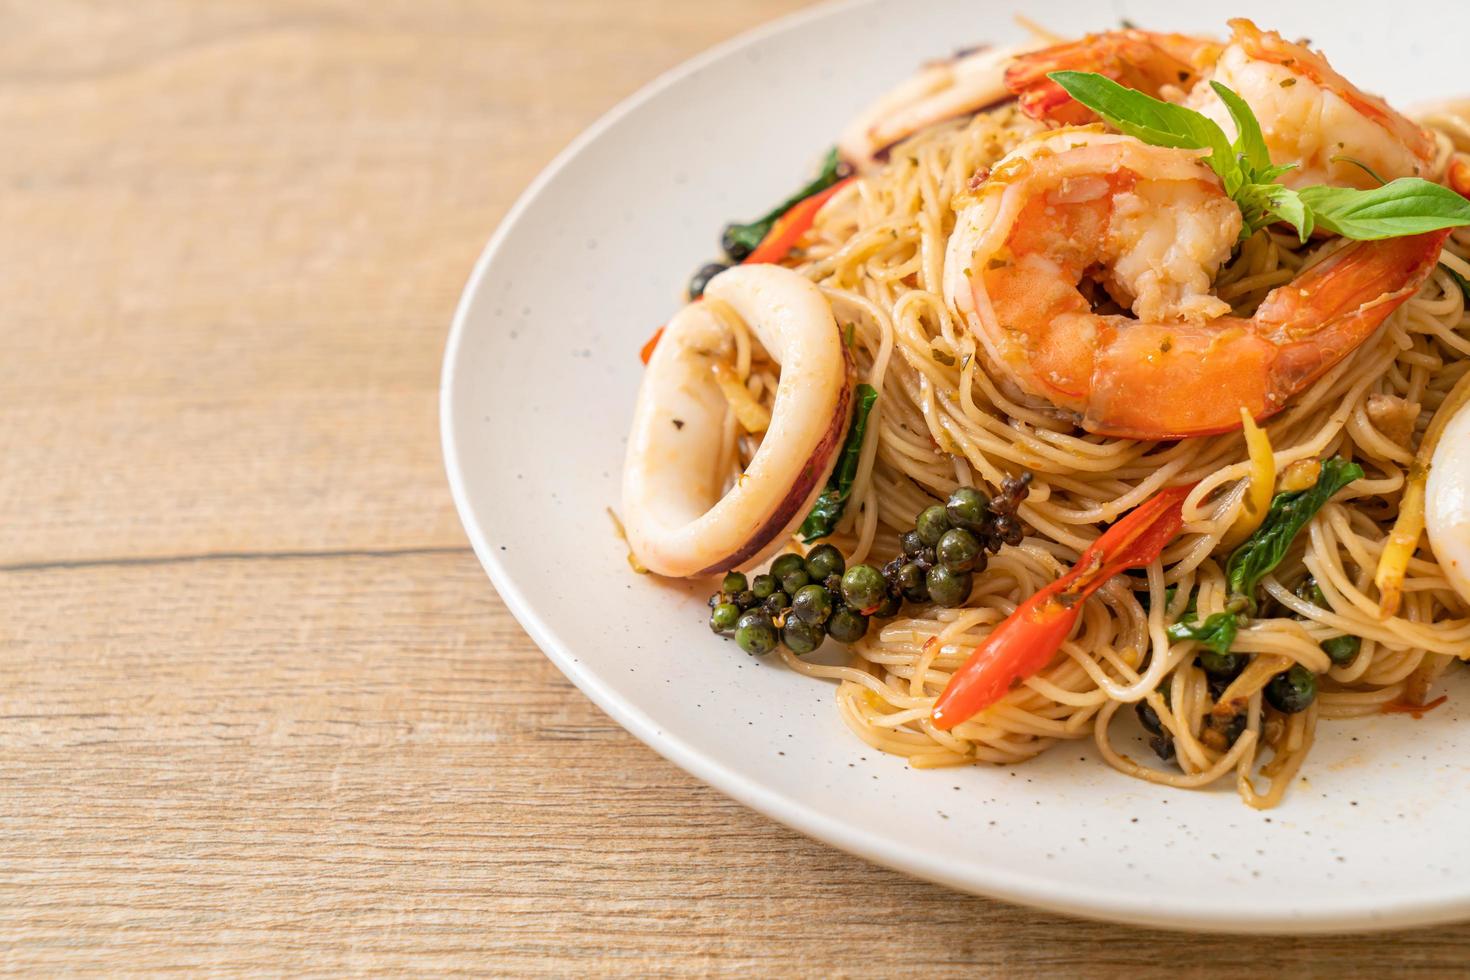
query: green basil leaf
[
  {"left": 1209, "top": 80, "right": 1270, "bottom": 174},
  {"left": 1443, "top": 262, "right": 1470, "bottom": 304},
  {"left": 1265, "top": 184, "right": 1314, "bottom": 242},
  {"left": 1232, "top": 182, "right": 1273, "bottom": 237},
  {"left": 799, "top": 384, "right": 878, "bottom": 542},
  {"left": 1233, "top": 182, "right": 1312, "bottom": 241},
  {"left": 1047, "top": 71, "right": 1237, "bottom": 185},
  {"left": 1226, "top": 457, "right": 1364, "bottom": 598},
  {"left": 1166, "top": 611, "right": 1240, "bottom": 656},
  {"left": 1040, "top": 74, "right": 1468, "bottom": 248},
  {"left": 1256, "top": 163, "right": 1297, "bottom": 183},
  {"left": 1297, "top": 178, "right": 1470, "bottom": 240},
  {"left": 722, "top": 147, "right": 847, "bottom": 259}
]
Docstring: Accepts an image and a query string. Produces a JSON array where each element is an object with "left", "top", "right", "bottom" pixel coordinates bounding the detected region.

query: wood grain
[{"left": 3, "top": 1, "right": 1468, "bottom": 975}]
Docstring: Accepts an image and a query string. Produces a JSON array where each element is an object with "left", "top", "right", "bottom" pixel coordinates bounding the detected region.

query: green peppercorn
[
  {"left": 827, "top": 607, "right": 869, "bottom": 643},
  {"left": 936, "top": 527, "right": 983, "bottom": 573},
  {"left": 1295, "top": 577, "right": 1326, "bottom": 604},
  {"left": 1265, "top": 665, "right": 1317, "bottom": 714},
  {"left": 750, "top": 574, "right": 777, "bottom": 600},
  {"left": 896, "top": 562, "right": 928, "bottom": 603},
  {"left": 915, "top": 505, "right": 952, "bottom": 547},
  {"left": 689, "top": 261, "right": 732, "bottom": 300},
  {"left": 1198, "top": 650, "right": 1245, "bottom": 680},
  {"left": 721, "top": 571, "right": 748, "bottom": 595},
  {"left": 762, "top": 591, "right": 791, "bottom": 616},
  {"left": 1295, "top": 578, "right": 1359, "bottom": 666},
  {"left": 804, "top": 543, "right": 845, "bottom": 581},
  {"left": 901, "top": 530, "right": 926, "bottom": 558},
  {"left": 925, "top": 565, "right": 972, "bottom": 608},
  {"left": 1321, "top": 634, "right": 1361, "bottom": 666},
  {"left": 771, "top": 551, "right": 810, "bottom": 594},
  {"left": 945, "top": 486, "right": 990, "bottom": 531},
  {"left": 871, "top": 591, "right": 902, "bottom": 618},
  {"left": 710, "top": 602, "right": 741, "bottom": 634},
  {"left": 781, "top": 617, "right": 824, "bottom": 655},
  {"left": 731, "top": 589, "right": 758, "bottom": 610},
  {"left": 780, "top": 569, "right": 810, "bottom": 595},
  {"left": 770, "top": 553, "right": 806, "bottom": 582},
  {"left": 792, "top": 584, "right": 834, "bottom": 625},
  {"left": 734, "top": 610, "right": 778, "bottom": 655},
  {"left": 840, "top": 564, "right": 886, "bottom": 611}
]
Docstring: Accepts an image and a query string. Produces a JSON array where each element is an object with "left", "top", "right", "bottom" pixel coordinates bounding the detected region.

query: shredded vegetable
[
  {"left": 1374, "top": 372, "right": 1470, "bottom": 616},
  {"left": 711, "top": 361, "right": 772, "bottom": 433},
  {"left": 1221, "top": 407, "right": 1275, "bottom": 549}
]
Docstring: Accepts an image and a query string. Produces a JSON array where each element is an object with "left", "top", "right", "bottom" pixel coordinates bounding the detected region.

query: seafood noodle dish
[{"left": 619, "top": 18, "right": 1470, "bottom": 808}]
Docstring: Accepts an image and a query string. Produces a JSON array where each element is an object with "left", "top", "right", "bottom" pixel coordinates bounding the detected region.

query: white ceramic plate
[{"left": 443, "top": 0, "right": 1470, "bottom": 932}]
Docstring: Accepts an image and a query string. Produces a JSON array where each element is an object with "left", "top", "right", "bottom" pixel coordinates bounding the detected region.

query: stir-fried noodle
[{"left": 723, "top": 106, "right": 1469, "bottom": 808}]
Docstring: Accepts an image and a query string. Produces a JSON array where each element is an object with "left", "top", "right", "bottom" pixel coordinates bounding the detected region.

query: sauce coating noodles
[{"left": 730, "top": 106, "right": 1470, "bottom": 807}]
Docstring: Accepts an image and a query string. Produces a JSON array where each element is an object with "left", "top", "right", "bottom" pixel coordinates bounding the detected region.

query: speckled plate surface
[{"left": 442, "top": 0, "right": 1470, "bottom": 932}]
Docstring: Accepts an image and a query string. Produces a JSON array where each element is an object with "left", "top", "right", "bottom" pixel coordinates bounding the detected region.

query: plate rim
[{"left": 440, "top": 0, "right": 1470, "bottom": 934}]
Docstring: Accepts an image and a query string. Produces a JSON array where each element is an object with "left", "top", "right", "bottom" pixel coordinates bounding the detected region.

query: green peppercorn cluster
[
  {"left": 707, "top": 544, "right": 880, "bottom": 656},
  {"left": 1139, "top": 651, "right": 1321, "bottom": 766},
  {"left": 707, "top": 475, "right": 1032, "bottom": 657},
  {"left": 1137, "top": 574, "right": 1360, "bottom": 765},
  {"left": 879, "top": 474, "right": 1030, "bottom": 609}
]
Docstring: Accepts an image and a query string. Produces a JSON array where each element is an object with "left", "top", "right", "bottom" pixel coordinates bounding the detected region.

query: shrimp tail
[
  {"left": 1256, "top": 231, "right": 1451, "bottom": 399},
  {"left": 948, "top": 128, "right": 1451, "bottom": 442},
  {"left": 1083, "top": 231, "right": 1449, "bottom": 439}
]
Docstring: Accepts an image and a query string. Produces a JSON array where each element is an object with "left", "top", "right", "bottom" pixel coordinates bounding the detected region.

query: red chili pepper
[
  {"left": 638, "top": 176, "right": 855, "bottom": 362},
  {"left": 741, "top": 176, "right": 854, "bottom": 265},
  {"left": 639, "top": 325, "right": 665, "bottom": 365},
  {"left": 930, "top": 484, "right": 1197, "bottom": 731},
  {"left": 1449, "top": 153, "right": 1469, "bottom": 200}
]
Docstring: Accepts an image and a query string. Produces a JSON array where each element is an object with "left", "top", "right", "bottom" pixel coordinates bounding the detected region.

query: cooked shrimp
[
  {"left": 1004, "top": 28, "right": 1217, "bottom": 127},
  {"left": 621, "top": 265, "right": 850, "bottom": 578},
  {"left": 1007, "top": 19, "right": 1436, "bottom": 190},
  {"left": 942, "top": 129, "right": 1448, "bottom": 439},
  {"left": 1191, "top": 20, "right": 1435, "bottom": 189}
]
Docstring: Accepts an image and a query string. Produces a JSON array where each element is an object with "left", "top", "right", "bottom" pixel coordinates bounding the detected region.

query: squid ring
[{"left": 621, "top": 265, "right": 851, "bottom": 578}]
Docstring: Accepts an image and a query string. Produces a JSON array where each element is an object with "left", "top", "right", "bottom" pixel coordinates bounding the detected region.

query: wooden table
[{"left": 4, "top": 1, "right": 1466, "bottom": 973}]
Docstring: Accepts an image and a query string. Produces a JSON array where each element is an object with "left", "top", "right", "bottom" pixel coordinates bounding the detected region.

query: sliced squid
[
  {"left": 621, "top": 265, "right": 850, "bottom": 578},
  {"left": 1426, "top": 397, "right": 1470, "bottom": 606},
  {"left": 838, "top": 40, "right": 1045, "bottom": 171}
]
